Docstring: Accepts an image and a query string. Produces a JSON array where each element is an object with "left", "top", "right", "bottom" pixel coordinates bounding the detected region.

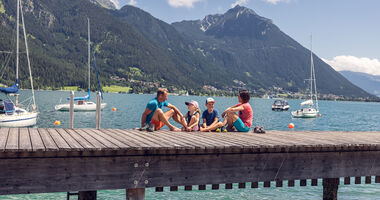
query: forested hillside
[{"left": 0, "top": 0, "right": 375, "bottom": 99}]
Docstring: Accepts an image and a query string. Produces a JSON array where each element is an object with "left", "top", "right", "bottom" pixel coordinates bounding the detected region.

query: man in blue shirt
[
  {"left": 200, "top": 98, "right": 220, "bottom": 132},
  {"left": 140, "top": 88, "right": 185, "bottom": 132}
]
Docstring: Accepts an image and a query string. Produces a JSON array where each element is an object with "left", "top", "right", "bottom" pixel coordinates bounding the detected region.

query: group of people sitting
[{"left": 140, "top": 88, "right": 253, "bottom": 132}]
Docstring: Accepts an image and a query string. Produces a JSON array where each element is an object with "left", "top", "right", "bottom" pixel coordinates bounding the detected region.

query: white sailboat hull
[
  {"left": 0, "top": 110, "right": 38, "bottom": 127},
  {"left": 291, "top": 108, "right": 318, "bottom": 118},
  {"left": 55, "top": 102, "right": 107, "bottom": 112}
]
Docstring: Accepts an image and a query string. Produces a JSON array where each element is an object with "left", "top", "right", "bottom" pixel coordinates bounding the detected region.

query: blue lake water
[{"left": 1, "top": 90, "right": 380, "bottom": 199}]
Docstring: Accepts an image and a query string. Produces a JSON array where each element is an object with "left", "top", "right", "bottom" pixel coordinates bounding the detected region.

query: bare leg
[
  {"left": 171, "top": 111, "right": 187, "bottom": 127},
  {"left": 152, "top": 109, "right": 180, "bottom": 131},
  {"left": 200, "top": 122, "right": 223, "bottom": 132},
  {"left": 186, "top": 116, "right": 199, "bottom": 132},
  {"left": 225, "top": 113, "right": 239, "bottom": 132}
]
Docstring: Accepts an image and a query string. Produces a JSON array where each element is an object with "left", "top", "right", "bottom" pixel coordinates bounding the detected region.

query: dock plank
[
  {"left": 5, "top": 128, "right": 18, "bottom": 151},
  {"left": 158, "top": 130, "right": 211, "bottom": 148},
  {"left": 83, "top": 129, "right": 125, "bottom": 149},
  {"left": 46, "top": 128, "right": 71, "bottom": 150},
  {"left": 152, "top": 130, "right": 203, "bottom": 148},
  {"left": 99, "top": 129, "right": 146, "bottom": 148},
  {"left": 38, "top": 128, "right": 58, "bottom": 151},
  {"left": 0, "top": 128, "right": 9, "bottom": 151},
  {"left": 55, "top": 129, "right": 83, "bottom": 150},
  {"left": 19, "top": 128, "right": 32, "bottom": 151},
  {"left": 29, "top": 128, "right": 45, "bottom": 151},
  {"left": 160, "top": 131, "right": 230, "bottom": 148},
  {"left": 101, "top": 129, "right": 154, "bottom": 148},
  {"left": 64, "top": 129, "right": 95, "bottom": 150},
  {"left": 74, "top": 129, "right": 106, "bottom": 150},
  {"left": 132, "top": 131, "right": 190, "bottom": 149},
  {"left": 123, "top": 129, "right": 178, "bottom": 148},
  {"left": 111, "top": 129, "right": 167, "bottom": 148}
]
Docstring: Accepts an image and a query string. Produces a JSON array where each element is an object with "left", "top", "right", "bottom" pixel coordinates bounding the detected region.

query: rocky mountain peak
[
  {"left": 88, "top": 0, "right": 118, "bottom": 10},
  {"left": 199, "top": 5, "right": 272, "bottom": 33}
]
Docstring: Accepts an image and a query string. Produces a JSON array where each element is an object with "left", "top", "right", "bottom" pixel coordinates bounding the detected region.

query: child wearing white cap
[
  {"left": 182, "top": 100, "right": 200, "bottom": 131},
  {"left": 200, "top": 98, "right": 220, "bottom": 132}
]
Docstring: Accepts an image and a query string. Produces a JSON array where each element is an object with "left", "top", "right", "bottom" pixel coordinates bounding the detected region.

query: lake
[{"left": 1, "top": 90, "right": 380, "bottom": 199}]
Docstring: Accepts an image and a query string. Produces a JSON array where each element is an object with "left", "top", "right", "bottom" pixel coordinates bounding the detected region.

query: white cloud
[
  {"left": 322, "top": 55, "right": 380, "bottom": 76},
  {"left": 109, "top": 0, "right": 120, "bottom": 9},
  {"left": 231, "top": 0, "right": 249, "bottom": 8},
  {"left": 127, "top": 0, "right": 137, "bottom": 6},
  {"left": 262, "top": 0, "right": 290, "bottom": 5},
  {"left": 167, "top": 0, "right": 202, "bottom": 8}
]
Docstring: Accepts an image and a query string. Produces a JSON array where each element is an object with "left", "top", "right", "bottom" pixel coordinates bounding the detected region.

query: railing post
[
  {"left": 126, "top": 188, "right": 145, "bottom": 200},
  {"left": 78, "top": 191, "right": 97, "bottom": 200},
  {"left": 69, "top": 91, "right": 74, "bottom": 129},
  {"left": 96, "top": 91, "right": 101, "bottom": 129},
  {"left": 323, "top": 178, "right": 339, "bottom": 200}
]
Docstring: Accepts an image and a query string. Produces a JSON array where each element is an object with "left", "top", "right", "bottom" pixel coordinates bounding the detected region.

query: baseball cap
[
  {"left": 206, "top": 97, "right": 215, "bottom": 104},
  {"left": 185, "top": 100, "right": 199, "bottom": 109}
]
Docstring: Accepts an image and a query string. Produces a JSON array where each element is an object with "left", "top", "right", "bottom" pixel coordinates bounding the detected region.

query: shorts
[
  {"left": 150, "top": 119, "right": 165, "bottom": 131},
  {"left": 233, "top": 118, "right": 250, "bottom": 132}
]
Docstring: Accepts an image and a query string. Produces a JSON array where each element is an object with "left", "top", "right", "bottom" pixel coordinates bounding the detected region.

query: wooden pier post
[
  {"left": 96, "top": 92, "right": 102, "bottom": 129},
  {"left": 96, "top": 91, "right": 101, "bottom": 129},
  {"left": 323, "top": 178, "right": 339, "bottom": 200},
  {"left": 69, "top": 91, "right": 74, "bottom": 128},
  {"left": 78, "top": 191, "right": 97, "bottom": 200},
  {"left": 126, "top": 188, "right": 145, "bottom": 200}
]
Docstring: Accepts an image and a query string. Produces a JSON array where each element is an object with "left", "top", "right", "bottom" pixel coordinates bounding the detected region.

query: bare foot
[{"left": 170, "top": 127, "right": 181, "bottom": 132}]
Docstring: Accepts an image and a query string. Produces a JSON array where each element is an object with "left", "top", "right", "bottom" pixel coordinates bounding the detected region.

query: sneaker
[
  {"left": 259, "top": 126, "right": 266, "bottom": 134},
  {"left": 220, "top": 125, "right": 227, "bottom": 133},
  {"left": 139, "top": 123, "right": 149, "bottom": 131},
  {"left": 147, "top": 123, "right": 154, "bottom": 132},
  {"left": 216, "top": 128, "right": 221, "bottom": 132},
  {"left": 254, "top": 126, "right": 265, "bottom": 134}
]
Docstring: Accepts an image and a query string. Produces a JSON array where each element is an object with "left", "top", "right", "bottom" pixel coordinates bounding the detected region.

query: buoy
[
  {"left": 288, "top": 123, "right": 294, "bottom": 129},
  {"left": 112, "top": 108, "right": 117, "bottom": 112},
  {"left": 318, "top": 114, "right": 322, "bottom": 117},
  {"left": 54, "top": 120, "right": 61, "bottom": 126}
]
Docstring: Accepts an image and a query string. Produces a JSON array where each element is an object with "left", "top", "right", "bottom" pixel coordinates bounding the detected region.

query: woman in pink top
[{"left": 220, "top": 89, "right": 253, "bottom": 132}]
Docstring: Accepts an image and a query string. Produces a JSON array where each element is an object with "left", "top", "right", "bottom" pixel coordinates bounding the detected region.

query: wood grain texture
[
  {"left": 0, "top": 128, "right": 9, "bottom": 151},
  {"left": 0, "top": 129, "right": 380, "bottom": 195}
]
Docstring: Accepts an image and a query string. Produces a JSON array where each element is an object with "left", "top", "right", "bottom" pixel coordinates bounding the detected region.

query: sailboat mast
[
  {"left": 15, "top": 0, "right": 20, "bottom": 106},
  {"left": 20, "top": 0, "right": 36, "bottom": 110},
  {"left": 88, "top": 18, "right": 91, "bottom": 92},
  {"left": 16, "top": 0, "right": 19, "bottom": 82},
  {"left": 309, "top": 35, "right": 313, "bottom": 101}
]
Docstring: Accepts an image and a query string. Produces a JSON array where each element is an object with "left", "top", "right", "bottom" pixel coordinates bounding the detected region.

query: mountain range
[
  {"left": 340, "top": 71, "right": 380, "bottom": 97},
  {"left": 0, "top": 0, "right": 375, "bottom": 99}
]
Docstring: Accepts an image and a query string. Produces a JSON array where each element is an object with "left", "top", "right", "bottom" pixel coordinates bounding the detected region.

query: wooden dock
[{"left": 1, "top": 128, "right": 380, "bottom": 200}]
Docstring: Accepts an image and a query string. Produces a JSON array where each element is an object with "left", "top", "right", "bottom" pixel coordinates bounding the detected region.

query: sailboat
[
  {"left": 291, "top": 36, "right": 319, "bottom": 118},
  {"left": 0, "top": 0, "right": 38, "bottom": 127},
  {"left": 55, "top": 18, "right": 106, "bottom": 112}
]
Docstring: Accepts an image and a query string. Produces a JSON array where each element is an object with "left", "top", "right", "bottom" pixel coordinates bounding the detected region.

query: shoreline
[{"left": 13, "top": 89, "right": 380, "bottom": 103}]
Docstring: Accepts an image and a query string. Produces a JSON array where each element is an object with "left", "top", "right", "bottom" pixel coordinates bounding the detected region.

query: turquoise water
[{"left": 1, "top": 91, "right": 380, "bottom": 199}]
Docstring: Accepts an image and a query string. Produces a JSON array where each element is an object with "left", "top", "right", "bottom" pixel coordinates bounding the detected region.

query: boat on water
[
  {"left": 54, "top": 99, "right": 106, "bottom": 112},
  {"left": 0, "top": 0, "right": 38, "bottom": 127},
  {"left": 291, "top": 36, "right": 319, "bottom": 118},
  {"left": 272, "top": 99, "right": 290, "bottom": 111},
  {"left": 55, "top": 18, "right": 106, "bottom": 112}
]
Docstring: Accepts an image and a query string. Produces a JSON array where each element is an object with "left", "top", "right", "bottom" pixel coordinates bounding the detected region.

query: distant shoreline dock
[{"left": 0, "top": 128, "right": 380, "bottom": 200}]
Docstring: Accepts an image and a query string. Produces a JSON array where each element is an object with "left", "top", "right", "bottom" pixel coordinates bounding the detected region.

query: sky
[{"left": 114, "top": 0, "right": 380, "bottom": 76}]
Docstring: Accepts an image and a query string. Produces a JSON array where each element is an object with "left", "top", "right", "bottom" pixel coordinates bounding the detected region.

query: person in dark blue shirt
[
  {"left": 200, "top": 98, "right": 220, "bottom": 132},
  {"left": 140, "top": 88, "right": 185, "bottom": 132}
]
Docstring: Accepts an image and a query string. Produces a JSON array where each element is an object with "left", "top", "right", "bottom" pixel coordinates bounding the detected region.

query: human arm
[
  {"left": 141, "top": 108, "right": 152, "bottom": 127},
  {"left": 202, "top": 118, "right": 207, "bottom": 128},
  {"left": 209, "top": 117, "right": 219, "bottom": 127},
  {"left": 167, "top": 103, "right": 184, "bottom": 118},
  {"left": 187, "top": 113, "right": 200, "bottom": 129},
  {"left": 221, "top": 105, "right": 244, "bottom": 118}
]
